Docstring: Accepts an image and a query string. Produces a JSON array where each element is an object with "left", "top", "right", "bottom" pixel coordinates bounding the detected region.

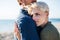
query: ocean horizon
[{"left": 0, "top": 18, "right": 60, "bottom": 33}]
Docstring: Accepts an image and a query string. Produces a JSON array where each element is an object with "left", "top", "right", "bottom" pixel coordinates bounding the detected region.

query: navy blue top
[{"left": 15, "top": 9, "right": 39, "bottom": 40}]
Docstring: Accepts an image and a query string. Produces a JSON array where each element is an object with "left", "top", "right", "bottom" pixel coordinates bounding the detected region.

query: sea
[{"left": 0, "top": 18, "right": 60, "bottom": 33}]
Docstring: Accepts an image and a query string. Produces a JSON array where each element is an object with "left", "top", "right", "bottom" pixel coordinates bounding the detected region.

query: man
[
  {"left": 14, "top": 0, "right": 39, "bottom": 40},
  {"left": 29, "top": 2, "right": 59, "bottom": 40}
]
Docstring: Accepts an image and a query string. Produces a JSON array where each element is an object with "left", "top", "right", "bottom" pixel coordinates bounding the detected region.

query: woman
[{"left": 14, "top": 0, "right": 39, "bottom": 40}]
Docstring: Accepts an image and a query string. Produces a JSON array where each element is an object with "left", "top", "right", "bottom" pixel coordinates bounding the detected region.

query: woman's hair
[
  {"left": 31, "top": 2, "right": 49, "bottom": 13},
  {"left": 17, "top": 0, "right": 23, "bottom": 5},
  {"left": 31, "top": 0, "right": 37, "bottom": 3},
  {"left": 17, "top": 0, "right": 36, "bottom": 5}
]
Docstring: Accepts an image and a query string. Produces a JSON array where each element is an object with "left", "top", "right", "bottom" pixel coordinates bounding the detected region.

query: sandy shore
[{"left": 0, "top": 32, "right": 14, "bottom": 40}]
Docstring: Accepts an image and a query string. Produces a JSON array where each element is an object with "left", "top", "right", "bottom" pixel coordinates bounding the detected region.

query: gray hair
[{"left": 31, "top": 2, "right": 49, "bottom": 12}]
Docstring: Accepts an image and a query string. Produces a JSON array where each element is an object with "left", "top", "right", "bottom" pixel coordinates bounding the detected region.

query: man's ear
[
  {"left": 47, "top": 12, "right": 49, "bottom": 16},
  {"left": 45, "top": 11, "right": 49, "bottom": 16}
]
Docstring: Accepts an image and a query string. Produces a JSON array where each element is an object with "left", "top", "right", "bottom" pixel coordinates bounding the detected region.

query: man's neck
[{"left": 41, "top": 20, "right": 48, "bottom": 28}]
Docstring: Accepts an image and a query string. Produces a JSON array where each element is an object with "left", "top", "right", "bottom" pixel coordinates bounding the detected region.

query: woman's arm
[{"left": 14, "top": 22, "right": 21, "bottom": 40}]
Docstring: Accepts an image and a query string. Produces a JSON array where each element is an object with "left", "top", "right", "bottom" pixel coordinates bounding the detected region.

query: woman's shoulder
[{"left": 15, "top": 13, "right": 34, "bottom": 25}]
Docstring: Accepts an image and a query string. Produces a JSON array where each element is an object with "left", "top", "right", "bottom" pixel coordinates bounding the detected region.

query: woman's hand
[{"left": 14, "top": 23, "right": 21, "bottom": 40}]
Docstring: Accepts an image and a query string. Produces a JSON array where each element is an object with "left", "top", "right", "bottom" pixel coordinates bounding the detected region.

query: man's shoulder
[
  {"left": 40, "top": 22, "right": 59, "bottom": 40},
  {"left": 41, "top": 22, "right": 59, "bottom": 33}
]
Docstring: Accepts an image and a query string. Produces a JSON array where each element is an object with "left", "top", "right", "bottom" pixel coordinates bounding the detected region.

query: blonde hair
[
  {"left": 28, "top": 2, "right": 49, "bottom": 14},
  {"left": 17, "top": 0, "right": 36, "bottom": 5}
]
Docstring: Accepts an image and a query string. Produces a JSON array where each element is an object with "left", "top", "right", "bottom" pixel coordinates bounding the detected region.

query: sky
[{"left": 0, "top": 0, "right": 60, "bottom": 20}]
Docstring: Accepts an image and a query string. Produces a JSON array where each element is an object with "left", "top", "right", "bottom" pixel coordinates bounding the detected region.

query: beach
[{"left": 0, "top": 32, "right": 14, "bottom": 40}]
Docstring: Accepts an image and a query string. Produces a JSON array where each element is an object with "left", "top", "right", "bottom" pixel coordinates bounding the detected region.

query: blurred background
[{"left": 0, "top": 0, "right": 60, "bottom": 40}]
